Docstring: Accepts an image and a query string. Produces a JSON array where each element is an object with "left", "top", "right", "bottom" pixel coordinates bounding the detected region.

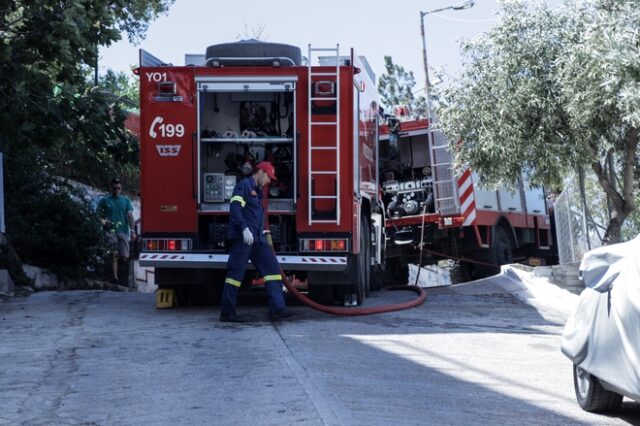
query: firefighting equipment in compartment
[{"left": 241, "top": 150, "right": 255, "bottom": 176}]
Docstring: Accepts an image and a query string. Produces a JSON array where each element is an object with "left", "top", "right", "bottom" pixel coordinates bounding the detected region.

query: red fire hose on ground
[
  {"left": 271, "top": 234, "right": 426, "bottom": 316},
  {"left": 263, "top": 209, "right": 426, "bottom": 315},
  {"left": 280, "top": 273, "right": 427, "bottom": 316},
  {"left": 265, "top": 196, "right": 428, "bottom": 316}
]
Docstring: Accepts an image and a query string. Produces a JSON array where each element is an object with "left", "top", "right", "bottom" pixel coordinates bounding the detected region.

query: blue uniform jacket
[{"left": 227, "top": 176, "right": 265, "bottom": 243}]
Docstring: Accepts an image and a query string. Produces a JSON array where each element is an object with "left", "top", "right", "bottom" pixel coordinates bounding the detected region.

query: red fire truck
[
  {"left": 378, "top": 118, "right": 554, "bottom": 282},
  {"left": 137, "top": 40, "right": 554, "bottom": 305}
]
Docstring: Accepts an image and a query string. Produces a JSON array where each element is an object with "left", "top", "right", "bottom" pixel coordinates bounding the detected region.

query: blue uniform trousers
[{"left": 220, "top": 239, "right": 286, "bottom": 317}]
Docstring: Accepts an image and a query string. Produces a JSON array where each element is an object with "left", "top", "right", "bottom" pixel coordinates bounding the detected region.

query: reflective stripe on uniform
[
  {"left": 225, "top": 277, "right": 242, "bottom": 287},
  {"left": 230, "top": 196, "right": 246, "bottom": 207},
  {"left": 263, "top": 274, "right": 282, "bottom": 282}
]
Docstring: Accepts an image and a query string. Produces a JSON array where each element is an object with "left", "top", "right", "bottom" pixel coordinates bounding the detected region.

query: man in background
[{"left": 98, "top": 178, "right": 136, "bottom": 285}]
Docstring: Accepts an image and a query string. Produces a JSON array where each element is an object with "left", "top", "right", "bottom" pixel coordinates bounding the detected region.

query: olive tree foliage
[
  {"left": 0, "top": 0, "right": 172, "bottom": 281},
  {"left": 378, "top": 56, "right": 427, "bottom": 118},
  {"left": 435, "top": 0, "right": 640, "bottom": 243}
]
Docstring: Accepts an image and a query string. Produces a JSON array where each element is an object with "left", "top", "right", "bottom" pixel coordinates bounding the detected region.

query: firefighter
[{"left": 219, "top": 161, "right": 295, "bottom": 323}]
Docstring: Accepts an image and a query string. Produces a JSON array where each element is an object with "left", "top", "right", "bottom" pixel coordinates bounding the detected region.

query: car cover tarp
[{"left": 561, "top": 235, "right": 640, "bottom": 400}]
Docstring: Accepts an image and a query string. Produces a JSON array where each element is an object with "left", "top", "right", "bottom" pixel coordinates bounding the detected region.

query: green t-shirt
[{"left": 98, "top": 195, "right": 133, "bottom": 234}]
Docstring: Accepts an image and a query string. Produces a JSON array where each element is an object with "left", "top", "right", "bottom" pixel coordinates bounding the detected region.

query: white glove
[{"left": 242, "top": 228, "right": 254, "bottom": 245}]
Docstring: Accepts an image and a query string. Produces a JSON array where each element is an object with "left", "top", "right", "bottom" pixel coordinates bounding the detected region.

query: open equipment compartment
[
  {"left": 196, "top": 76, "right": 297, "bottom": 213},
  {"left": 195, "top": 76, "right": 298, "bottom": 252},
  {"left": 379, "top": 130, "right": 435, "bottom": 219}
]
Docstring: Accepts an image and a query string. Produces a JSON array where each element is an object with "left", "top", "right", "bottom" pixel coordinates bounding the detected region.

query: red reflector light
[
  {"left": 331, "top": 240, "right": 346, "bottom": 250},
  {"left": 300, "top": 238, "right": 348, "bottom": 252},
  {"left": 168, "top": 240, "right": 176, "bottom": 250}
]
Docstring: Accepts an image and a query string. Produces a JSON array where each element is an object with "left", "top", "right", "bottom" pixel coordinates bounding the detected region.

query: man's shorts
[{"left": 108, "top": 232, "right": 130, "bottom": 258}]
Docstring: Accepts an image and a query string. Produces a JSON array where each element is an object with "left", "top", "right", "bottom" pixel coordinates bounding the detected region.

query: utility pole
[{"left": 420, "top": 1, "right": 475, "bottom": 121}]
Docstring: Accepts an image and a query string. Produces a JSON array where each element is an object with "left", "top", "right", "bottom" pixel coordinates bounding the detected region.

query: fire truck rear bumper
[{"left": 139, "top": 252, "right": 348, "bottom": 271}]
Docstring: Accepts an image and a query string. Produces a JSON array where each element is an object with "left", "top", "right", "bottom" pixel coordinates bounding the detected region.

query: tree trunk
[
  {"left": 0, "top": 233, "right": 31, "bottom": 288},
  {"left": 591, "top": 129, "right": 638, "bottom": 245},
  {"left": 602, "top": 214, "right": 623, "bottom": 245}
]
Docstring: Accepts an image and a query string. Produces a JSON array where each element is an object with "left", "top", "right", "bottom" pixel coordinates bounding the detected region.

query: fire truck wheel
[
  {"left": 355, "top": 216, "right": 371, "bottom": 305},
  {"left": 308, "top": 284, "right": 334, "bottom": 305},
  {"left": 384, "top": 258, "right": 408, "bottom": 286},
  {"left": 470, "top": 227, "right": 513, "bottom": 279},
  {"left": 494, "top": 227, "right": 513, "bottom": 265},
  {"left": 185, "top": 284, "right": 222, "bottom": 306},
  {"left": 370, "top": 265, "right": 384, "bottom": 291},
  {"left": 370, "top": 224, "right": 384, "bottom": 291}
]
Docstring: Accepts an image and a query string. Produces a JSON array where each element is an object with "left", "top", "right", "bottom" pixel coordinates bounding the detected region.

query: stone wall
[{"left": 534, "top": 263, "right": 583, "bottom": 294}]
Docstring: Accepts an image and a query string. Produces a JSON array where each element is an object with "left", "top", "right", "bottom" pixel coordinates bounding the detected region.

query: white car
[{"left": 561, "top": 236, "right": 640, "bottom": 412}]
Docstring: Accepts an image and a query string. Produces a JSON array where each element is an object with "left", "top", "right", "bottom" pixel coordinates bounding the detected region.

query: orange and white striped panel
[{"left": 458, "top": 169, "right": 476, "bottom": 226}]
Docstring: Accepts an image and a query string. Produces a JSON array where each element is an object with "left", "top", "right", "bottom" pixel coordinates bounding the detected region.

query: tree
[
  {"left": 101, "top": 69, "right": 139, "bottom": 106},
  {"left": 236, "top": 23, "right": 267, "bottom": 41},
  {"left": 435, "top": 0, "right": 640, "bottom": 244},
  {"left": 378, "top": 56, "right": 427, "bottom": 118},
  {"left": 0, "top": 0, "right": 173, "bottom": 282},
  {"left": 0, "top": 0, "right": 171, "bottom": 184}
]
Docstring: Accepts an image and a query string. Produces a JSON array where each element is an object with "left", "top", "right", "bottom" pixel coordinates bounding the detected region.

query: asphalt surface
[{"left": 1, "top": 269, "right": 639, "bottom": 425}]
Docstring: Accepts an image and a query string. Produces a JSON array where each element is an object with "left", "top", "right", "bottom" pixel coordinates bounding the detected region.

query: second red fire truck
[{"left": 137, "top": 40, "right": 554, "bottom": 306}]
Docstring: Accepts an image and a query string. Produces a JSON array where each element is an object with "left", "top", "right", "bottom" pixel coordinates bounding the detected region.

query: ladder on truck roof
[
  {"left": 430, "top": 129, "right": 460, "bottom": 216},
  {"left": 307, "top": 44, "right": 341, "bottom": 225}
]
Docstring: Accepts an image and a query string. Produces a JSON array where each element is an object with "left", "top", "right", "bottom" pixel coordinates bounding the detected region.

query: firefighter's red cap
[{"left": 256, "top": 161, "right": 277, "bottom": 181}]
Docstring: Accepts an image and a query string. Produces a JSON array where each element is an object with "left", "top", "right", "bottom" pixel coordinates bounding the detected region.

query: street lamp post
[{"left": 420, "top": 0, "right": 474, "bottom": 121}]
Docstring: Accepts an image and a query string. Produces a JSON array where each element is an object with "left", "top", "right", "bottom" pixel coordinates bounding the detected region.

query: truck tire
[
  {"left": 307, "top": 270, "right": 339, "bottom": 305},
  {"left": 370, "top": 265, "right": 384, "bottom": 291},
  {"left": 494, "top": 227, "right": 513, "bottom": 265},
  {"left": 205, "top": 40, "right": 302, "bottom": 67},
  {"left": 370, "top": 222, "right": 384, "bottom": 291},
  {"left": 468, "top": 227, "right": 512, "bottom": 279},
  {"left": 573, "top": 364, "right": 623, "bottom": 412},
  {"left": 308, "top": 284, "right": 334, "bottom": 305},
  {"left": 385, "top": 258, "right": 408, "bottom": 286},
  {"left": 352, "top": 216, "right": 371, "bottom": 305}
]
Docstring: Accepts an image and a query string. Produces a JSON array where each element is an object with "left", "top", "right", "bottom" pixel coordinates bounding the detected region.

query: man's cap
[{"left": 256, "top": 161, "right": 277, "bottom": 181}]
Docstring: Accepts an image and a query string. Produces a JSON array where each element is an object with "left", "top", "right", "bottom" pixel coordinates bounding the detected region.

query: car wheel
[{"left": 573, "top": 364, "right": 623, "bottom": 412}]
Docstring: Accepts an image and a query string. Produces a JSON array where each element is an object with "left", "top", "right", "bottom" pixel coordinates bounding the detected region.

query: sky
[{"left": 100, "top": 0, "right": 503, "bottom": 91}]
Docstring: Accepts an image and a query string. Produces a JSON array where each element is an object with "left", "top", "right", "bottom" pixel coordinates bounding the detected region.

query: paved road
[{"left": 1, "top": 271, "right": 639, "bottom": 425}]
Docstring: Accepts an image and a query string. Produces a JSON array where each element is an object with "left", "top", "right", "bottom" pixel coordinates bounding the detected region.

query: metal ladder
[
  {"left": 307, "top": 44, "right": 341, "bottom": 225},
  {"left": 429, "top": 129, "right": 460, "bottom": 216}
]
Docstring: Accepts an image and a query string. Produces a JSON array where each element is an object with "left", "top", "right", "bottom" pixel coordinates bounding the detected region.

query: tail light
[
  {"left": 300, "top": 238, "right": 349, "bottom": 253},
  {"left": 143, "top": 238, "right": 191, "bottom": 251}
]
